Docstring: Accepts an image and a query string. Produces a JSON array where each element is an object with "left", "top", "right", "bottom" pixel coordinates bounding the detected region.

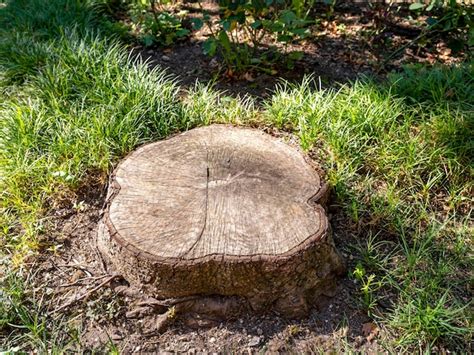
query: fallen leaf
[
  {"left": 242, "top": 72, "right": 254, "bottom": 82},
  {"left": 362, "top": 322, "right": 379, "bottom": 342},
  {"left": 225, "top": 68, "right": 234, "bottom": 79}
]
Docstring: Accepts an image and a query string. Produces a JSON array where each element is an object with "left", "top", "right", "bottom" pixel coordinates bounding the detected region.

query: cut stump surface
[{"left": 99, "top": 125, "right": 344, "bottom": 317}]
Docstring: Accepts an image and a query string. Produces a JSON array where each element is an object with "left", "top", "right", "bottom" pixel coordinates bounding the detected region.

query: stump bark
[{"left": 98, "top": 125, "right": 344, "bottom": 317}]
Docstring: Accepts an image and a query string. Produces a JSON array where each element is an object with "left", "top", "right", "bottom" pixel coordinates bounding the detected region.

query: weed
[
  {"left": 0, "top": 266, "right": 80, "bottom": 351},
  {"left": 195, "top": 0, "right": 312, "bottom": 73},
  {"left": 352, "top": 263, "right": 381, "bottom": 314},
  {"left": 126, "top": 0, "right": 190, "bottom": 46},
  {"left": 390, "top": 290, "right": 470, "bottom": 350}
]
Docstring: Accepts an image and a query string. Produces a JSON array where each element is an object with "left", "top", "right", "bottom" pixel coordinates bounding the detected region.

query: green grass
[
  {"left": 1, "top": 33, "right": 179, "bottom": 258},
  {"left": 265, "top": 68, "right": 473, "bottom": 351},
  {"left": 0, "top": 0, "right": 472, "bottom": 352}
]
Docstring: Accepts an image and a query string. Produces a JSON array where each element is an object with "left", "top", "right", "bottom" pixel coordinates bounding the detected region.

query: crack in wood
[{"left": 183, "top": 154, "right": 210, "bottom": 257}]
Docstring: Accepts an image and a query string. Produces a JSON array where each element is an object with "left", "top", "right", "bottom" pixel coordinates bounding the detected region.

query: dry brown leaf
[
  {"left": 225, "top": 68, "right": 234, "bottom": 79},
  {"left": 242, "top": 72, "right": 254, "bottom": 82},
  {"left": 362, "top": 322, "right": 379, "bottom": 342}
]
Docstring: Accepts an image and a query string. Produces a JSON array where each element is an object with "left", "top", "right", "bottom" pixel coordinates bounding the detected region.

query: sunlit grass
[{"left": 265, "top": 69, "right": 473, "bottom": 351}]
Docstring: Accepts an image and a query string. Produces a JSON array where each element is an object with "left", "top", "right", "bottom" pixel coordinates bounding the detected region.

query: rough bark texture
[{"left": 98, "top": 125, "right": 344, "bottom": 318}]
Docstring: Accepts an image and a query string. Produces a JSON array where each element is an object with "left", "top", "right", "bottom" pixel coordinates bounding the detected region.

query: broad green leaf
[
  {"left": 290, "top": 28, "right": 309, "bottom": 37},
  {"left": 448, "top": 38, "right": 464, "bottom": 53},
  {"left": 280, "top": 10, "right": 297, "bottom": 24},
  {"left": 409, "top": 3, "right": 425, "bottom": 10},
  {"left": 266, "top": 21, "right": 284, "bottom": 32},
  {"left": 222, "top": 19, "right": 231, "bottom": 31},
  {"left": 142, "top": 34, "right": 155, "bottom": 47},
  {"left": 175, "top": 29, "right": 190, "bottom": 37},
  {"left": 218, "top": 30, "right": 232, "bottom": 53},
  {"left": 426, "top": 17, "right": 438, "bottom": 26},
  {"left": 277, "top": 34, "right": 292, "bottom": 42},
  {"left": 191, "top": 18, "right": 204, "bottom": 30},
  {"left": 288, "top": 51, "right": 303, "bottom": 60},
  {"left": 203, "top": 38, "right": 217, "bottom": 56},
  {"left": 250, "top": 20, "right": 262, "bottom": 29}
]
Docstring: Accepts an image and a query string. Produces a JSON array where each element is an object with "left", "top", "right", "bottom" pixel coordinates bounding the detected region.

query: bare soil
[{"left": 32, "top": 191, "right": 382, "bottom": 353}]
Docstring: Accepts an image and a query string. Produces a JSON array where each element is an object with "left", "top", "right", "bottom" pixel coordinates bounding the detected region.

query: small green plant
[
  {"left": 352, "top": 262, "right": 381, "bottom": 314},
  {"left": 390, "top": 290, "right": 470, "bottom": 349},
  {"left": 288, "top": 324, "right": 302, "bottom": 337},
  {"left": 194, "top": 0, "right": 311, "bottom": 73},
  {"left": 127, "top": 0, "right": 190, "bottom": 46},
  {"left": 0, "top": 268, "right": 80, "bottom": 351},
  {"left": 106, "top": 337, "right": 121, "bottom": 355},
  {"left": 407, "top": 0, "right": 473, "bottom": 53}
]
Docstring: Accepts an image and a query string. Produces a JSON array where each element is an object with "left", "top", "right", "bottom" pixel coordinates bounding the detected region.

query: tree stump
[{"left": 98, "top": 125, "right": 344, "bottom": 318}]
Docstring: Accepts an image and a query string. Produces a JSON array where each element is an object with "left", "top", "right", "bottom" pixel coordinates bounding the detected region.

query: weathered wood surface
[{"left": 98, "top": 125, "right": 344, "bottom": 317}]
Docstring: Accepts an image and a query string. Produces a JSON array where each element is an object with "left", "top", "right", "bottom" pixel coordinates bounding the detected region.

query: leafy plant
[
  {"left": 194, "top": 0, "right": 312, "bottom": 73},
  {"left": 408, "top": 0, "right": 473, "bottom": 53},
  {"left": 127, "top": 0, "right": 190, "bottom": 46},
  {"left": 389, "top": 290, "right": 470, "bottom": 348}
]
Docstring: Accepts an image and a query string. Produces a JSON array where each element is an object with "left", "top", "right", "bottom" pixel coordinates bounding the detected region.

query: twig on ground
[
  {"left": 137, "top": 295, "right": 202, "bottom": 308},
  {"left": 94, "top": 235, "right": 108, "bottom": 274},
  {"left": 57, "top": 274, "right": 113, "bottom": 288},
  {"left": 54, "top": 262, "right": 95, "bottom": 277},
  {"left": 52, "top": 274, "right": 120, "bottom": 314}
]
